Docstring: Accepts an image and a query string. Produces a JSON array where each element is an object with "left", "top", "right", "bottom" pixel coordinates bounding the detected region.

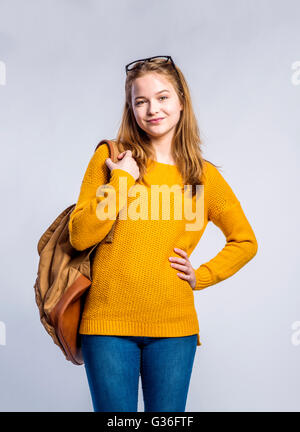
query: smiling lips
[{"left": 147, "top": 117, "right": 165, "bottom": 123}]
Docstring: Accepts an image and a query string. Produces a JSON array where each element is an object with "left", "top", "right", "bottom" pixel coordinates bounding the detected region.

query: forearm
[{"left": 194, "top": 202, "right": 258, "bottom": 290}]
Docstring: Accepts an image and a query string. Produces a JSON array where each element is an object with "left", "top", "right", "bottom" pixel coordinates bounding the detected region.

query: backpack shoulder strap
[{"left": 94, "top": 139, "right": 125, "bottom": 163}]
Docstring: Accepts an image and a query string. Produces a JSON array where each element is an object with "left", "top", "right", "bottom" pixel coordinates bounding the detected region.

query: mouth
[{"left": 147, "top": 117, "right": 165, "bottom": 123}]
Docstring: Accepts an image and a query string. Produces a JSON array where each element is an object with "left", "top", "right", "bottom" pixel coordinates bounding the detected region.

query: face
[{"left": 131, "top": 72, "right": 183, "bottom": 140}]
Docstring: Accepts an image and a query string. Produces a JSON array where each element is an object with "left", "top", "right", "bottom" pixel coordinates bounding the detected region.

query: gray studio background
[{"left": 0, "top": 0, "right": 299, "bottom": 412}]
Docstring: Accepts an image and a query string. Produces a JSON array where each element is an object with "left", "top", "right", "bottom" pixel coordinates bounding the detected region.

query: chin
[
  {"left": 144, "top": 123, "right": 169, "bottom": 132},
  {"left": 146, "top": 129, "right": 168, "bottom": 137}
]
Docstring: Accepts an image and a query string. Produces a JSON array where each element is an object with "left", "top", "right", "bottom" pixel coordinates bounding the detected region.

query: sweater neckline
[{"left": 148, "top": 158, "right": 177, "bottom": 168}]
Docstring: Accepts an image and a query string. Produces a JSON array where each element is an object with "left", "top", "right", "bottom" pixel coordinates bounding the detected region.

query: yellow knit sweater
[{"left": 69, "top": 143, "right": 258, "bottom": 347}]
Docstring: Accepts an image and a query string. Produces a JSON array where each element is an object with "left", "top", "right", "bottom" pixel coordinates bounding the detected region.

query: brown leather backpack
[{"left": 34, "top": 139, "right": 123, "bottom": 365}]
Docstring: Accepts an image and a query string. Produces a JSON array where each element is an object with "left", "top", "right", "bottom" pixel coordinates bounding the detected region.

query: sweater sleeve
[
  {"left": 194, "top": 163, "right": 258, "bottom": 290},
  {"left": 68, "top": 144, "right": 136, "bottom": 251}
]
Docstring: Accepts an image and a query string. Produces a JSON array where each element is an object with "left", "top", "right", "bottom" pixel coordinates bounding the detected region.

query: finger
[
  {"left": 170, "top": 262, "right": 189, "bottom": 272},
  {"left": 177, "top": 272, "right": 190, "bottom": 280},
  {"left": 169, "top": 256, "right": 187, "bottom": 265},
  {"left": 174, "top": 247, "right": 188, "bottom": 258},
  {"left": 105, "top": 157, "right": 112, "bottom": 167}
]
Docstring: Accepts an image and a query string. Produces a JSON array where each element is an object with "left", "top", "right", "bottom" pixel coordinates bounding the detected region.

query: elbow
[
  {"left": 69, "top": 233, "right": 86, "bottom": 252},
  {"left": 68, "top": 219, "right": 87, "bottom": 252},
  {"left": 237, "top": 234, "right": 258, "bottom": 263},
  {"left": 248, "top": 235, "right": 258, "bottom": 259}
]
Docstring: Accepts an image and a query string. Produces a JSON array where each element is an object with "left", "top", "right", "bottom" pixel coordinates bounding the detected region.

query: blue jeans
[{"left": 81, "top": 333, "right": 198, "bottom": 412}]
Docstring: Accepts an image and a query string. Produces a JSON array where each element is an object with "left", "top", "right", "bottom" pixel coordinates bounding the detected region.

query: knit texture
[{"left": 69, "top": 143, "right": 258, "bottom": 347}]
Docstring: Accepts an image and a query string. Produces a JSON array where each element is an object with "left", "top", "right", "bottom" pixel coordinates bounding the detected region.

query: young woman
[{"left": 69, "top": 55, "right": 258, "bottom": 412}]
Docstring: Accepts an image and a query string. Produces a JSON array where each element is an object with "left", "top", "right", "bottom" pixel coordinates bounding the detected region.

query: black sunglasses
[{"left": 125, "top": 55, "right": 182, "bottom": 89}]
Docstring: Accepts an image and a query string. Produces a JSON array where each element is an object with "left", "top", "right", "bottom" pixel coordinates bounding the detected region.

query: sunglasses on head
[{"left": 125, "top": 55, "right": 182, "bottom": 89}]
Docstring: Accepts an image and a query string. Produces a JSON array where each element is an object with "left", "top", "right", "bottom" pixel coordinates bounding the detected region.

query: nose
[{"left": 147, "top": 100, "right": 160, "bottom": 115}]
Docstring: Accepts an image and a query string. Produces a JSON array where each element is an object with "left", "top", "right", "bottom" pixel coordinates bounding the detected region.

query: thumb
[{"left": 117, "top": 151, "right": 126, "bottom": 160}]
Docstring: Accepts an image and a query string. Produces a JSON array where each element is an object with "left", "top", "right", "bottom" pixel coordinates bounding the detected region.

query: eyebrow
[{"left": 134, "top": 89, "right": 170, "bottom": 100}]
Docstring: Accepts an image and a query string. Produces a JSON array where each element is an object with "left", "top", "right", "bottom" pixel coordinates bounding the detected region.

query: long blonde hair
[{"left": 114, "top": 58, "right": 220, "bottom": 196}]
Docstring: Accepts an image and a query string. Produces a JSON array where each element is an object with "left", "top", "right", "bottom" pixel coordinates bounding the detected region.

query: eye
[{"left": 135, "top": 96, "right": 168, "bottom": 106}]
